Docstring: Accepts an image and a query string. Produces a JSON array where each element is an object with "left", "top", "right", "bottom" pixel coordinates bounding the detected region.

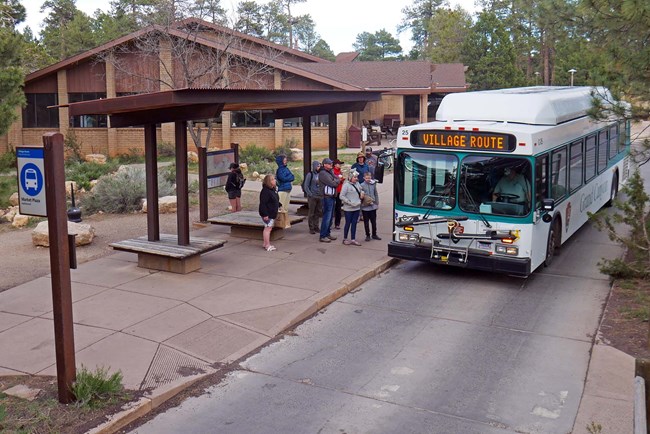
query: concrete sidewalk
[{"left": 0, "top": 172, "right": 636, "bottom": 433}]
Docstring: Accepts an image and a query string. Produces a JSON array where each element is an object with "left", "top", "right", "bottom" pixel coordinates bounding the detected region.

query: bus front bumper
[{"left": 388, "top": 241, "right": 531, "bottom": 277}]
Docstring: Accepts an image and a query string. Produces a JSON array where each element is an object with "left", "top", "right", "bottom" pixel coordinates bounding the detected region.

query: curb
[{"left": 87, "top": 256, "right": 400, "bottom": 434}]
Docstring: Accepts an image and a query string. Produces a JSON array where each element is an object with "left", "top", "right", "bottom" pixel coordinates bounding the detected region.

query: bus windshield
[
  {"left": 396, "top": 151, "right": 533, "bottom": 217},
  {"left": 458, "top": 156, "right": 532, "bottom": 217}
]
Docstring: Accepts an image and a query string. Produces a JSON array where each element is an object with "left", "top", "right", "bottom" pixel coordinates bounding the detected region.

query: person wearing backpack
[
  {"left": 225, "top": 163, "right": 245, "bottom": 212},
  {"left": 275, "top": 154, "right": 294, "bottom": 211},
  {"left": 303, "top": 161, "right": 322, "bottom": 234}
]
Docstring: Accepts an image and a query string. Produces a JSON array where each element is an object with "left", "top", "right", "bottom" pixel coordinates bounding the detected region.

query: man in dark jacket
[
  {"left": 303, "top": 161, "right": 322, "bottom": 234},
  {"left": 317, "top": 158, "right": 340, "bottom": 243},
  {"left": 275, "top": 154, "right": 294, "bottom": 211}
]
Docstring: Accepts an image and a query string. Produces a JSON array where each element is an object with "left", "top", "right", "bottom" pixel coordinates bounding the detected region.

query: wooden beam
[
  {"left": 110, "top": 105, "right": 223, "bottom": 128},
  {"left": 328, "top": 111, "right": 337, "bottom": 161},
  {"left": 144, "top": 124, "right": 159, "bottom": 241},
  {"left": 303, "top": 116, "right": 311, "bottom": 183},
  {"left": 175, "top": 121, "right": 190, "bottom": 245}
]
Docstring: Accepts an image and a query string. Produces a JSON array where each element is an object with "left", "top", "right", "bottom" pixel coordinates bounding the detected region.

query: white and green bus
[{"left": 388, "top": 86, "right": 631, "bottom": 276}]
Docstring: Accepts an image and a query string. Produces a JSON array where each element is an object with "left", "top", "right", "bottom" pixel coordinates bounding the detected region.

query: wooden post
[
  {"left": 328, "top": 111, "right": 337, "bottom": 161},
  {"left": 43, "top": 132, "right": 76, "bottom": 404},
  {"left": 635, "top": 358, "right": 650, "bottom": 434},
  {"left": 198, "top": 147, "right": 208, "bottom": 222},
  {"left": 144, "top": 124, "right": 159, "bottom": 241},
  {"left": 176, "top": 121, "right": 190, "bottom": 245},
  {"left": 302, "top": 116, "right": 311, "bottom": 184}
]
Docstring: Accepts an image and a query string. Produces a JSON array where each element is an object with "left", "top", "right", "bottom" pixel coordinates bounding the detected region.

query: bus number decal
[{"left": 413, "top": 131, "right": 516, "bottom": 152}]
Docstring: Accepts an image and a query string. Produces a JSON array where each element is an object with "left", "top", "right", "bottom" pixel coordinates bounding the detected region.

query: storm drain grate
[{"left": 140, "top": 345, "right": 215, "bottom": 391}]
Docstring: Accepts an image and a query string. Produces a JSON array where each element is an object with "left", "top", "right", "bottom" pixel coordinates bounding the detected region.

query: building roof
[
  {"left": 436, "top": 86, "right": 609, "bottom": 125},
  {"left": 24, "top": 17, "right": 466, "bottom": 95}
]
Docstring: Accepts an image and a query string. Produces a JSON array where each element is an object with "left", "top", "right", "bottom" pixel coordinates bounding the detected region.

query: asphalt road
[{"left": 129, "top": 209, "right": 623, "bottom": 434}]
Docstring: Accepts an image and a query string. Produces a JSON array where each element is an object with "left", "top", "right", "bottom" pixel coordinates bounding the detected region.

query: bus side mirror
[{"left": 542, "top": 198, "right": 555, "bottom": 211}]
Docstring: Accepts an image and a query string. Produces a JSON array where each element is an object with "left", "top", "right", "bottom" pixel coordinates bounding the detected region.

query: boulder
[
  {"left": 9, "top": 192, "right": 19, "bottom": 206},
  {"left": 12, "top": 213, "right": 29, "bottom": 228},
  {"left": 3, "top": 206, "right": 18, "bottom": 222},
  {"left": 290, "top": 148, "right": 303, "bottom": 161},
  {"left": 142, "top": 196, "right": 177, "bottom": 214},
  {"left": 187, "top": 151, "right": 199, "bottom": 164},
  {"left": 89, "top": 179, "right": 99, "bottom": 189},
  {"left": 32, "top": 220, "right": 95, "bottom": 247},
  {"left": 239, "top": 162, "right": 248, "bottom": 173},
  {"left": 252, "top": 171, "right": 260, "bottom": 179},
  {"left": 85, "top": 154, "right": 107, "bottom": 164},
  {"left": 64, "top": 181, "right": 78, "bottom": 197}
]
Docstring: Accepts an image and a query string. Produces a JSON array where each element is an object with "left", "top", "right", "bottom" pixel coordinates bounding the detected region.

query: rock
[
  {"left": 159, "top": 196, "right": 177, "bottom": 213},
  {"left": 12, "top": 213, "right": 29, "bottom": 228},
  {"left": 239, "top": 162, "right": 248, "bottom": 173},
  {"left": 142, "top": 196, "right": 177, "bottom": 214},
  {"left": 9, "top": 192, "right": 19, "bottom": 206},
  {"left": 85, "top": 154, "right": 107, "bottom": 164},
  {"left": 2, "top": 384, "right": 41, "bottom": 401},
  {"left": 187, "top": 151, "right": 199, "bottom": 163},
  {"left": 90, "top": 179, "right": 99, "bottom": 189},
  {"left": 3, "top": 206, "right": 18, "bottom": 222},
  {"left": 32, "top": 220, "right": 95, "bottom": 247},
  {"left": 290, "top": 148, "right": 303, "bottom": 161},
  {"left": 252, "top": 171, "right": 260, "bottom": 179}
]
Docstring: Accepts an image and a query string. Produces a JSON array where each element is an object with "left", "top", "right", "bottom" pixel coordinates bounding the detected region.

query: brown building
[{"left": 0, "top": 19, "right": 467, "bottom": 157}]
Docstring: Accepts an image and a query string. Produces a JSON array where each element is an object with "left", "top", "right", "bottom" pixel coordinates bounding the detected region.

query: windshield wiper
[{"left": 461, "top": 174, "right": 492, "bottom": 229}]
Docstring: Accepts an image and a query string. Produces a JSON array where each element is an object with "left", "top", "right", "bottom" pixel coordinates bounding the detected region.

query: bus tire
[
  {"left": 544, "top": 219, "right": 561, "bottom": 267},
  {"left": 605, "top": 172, "right": 618, "bottom": 207}
]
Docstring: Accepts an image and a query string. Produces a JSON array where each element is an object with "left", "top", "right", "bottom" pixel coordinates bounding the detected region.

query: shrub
[
  {"left": 116, "top": 148, "right": 143, "bottom": 164},
  {"left": 81, "top": 166, "right": 174, "bottom": 214},
  {"left": 161, "top": 165, "right": 176, "bottom": 185},
  {"left": 65, "top": 160, "right": 119, "bottom": 190},
  {"left": 274, "top": 138, "right": 300, "bottom": 162},
  {"left": 239, "top": 144, "right": 273, "bottom": 166},
  {"left": 158, "top": 141, "right": 175, "bottom": 158},
  {"left": 71, "top": 365, "right": 125, "bottom": 408},
  {"left": 247, "top": 160, "right": 276, "bottom": 177},
  {"left": 0, "top": 146, "right": 16, "bottom": 172},
  {"left": 64, "top": 131, "right": 84, "bottom": 163}
]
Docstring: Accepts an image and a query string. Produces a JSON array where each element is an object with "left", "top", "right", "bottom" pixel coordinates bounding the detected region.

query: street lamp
[
  {"left": 534, "top": 71, "right": 540, "bottom": 86},
  {"left": 568, "top": 68, "right": 577, "bottom": 86}
]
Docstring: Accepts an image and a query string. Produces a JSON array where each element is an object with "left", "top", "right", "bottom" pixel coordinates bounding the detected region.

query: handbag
[{"left": 362, "top": 195, "right": 374, "bottom": 206}]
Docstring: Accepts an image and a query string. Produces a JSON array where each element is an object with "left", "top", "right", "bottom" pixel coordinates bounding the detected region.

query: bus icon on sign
[{"left": 24, "top": 168, "right": 38, "bottom": 190}]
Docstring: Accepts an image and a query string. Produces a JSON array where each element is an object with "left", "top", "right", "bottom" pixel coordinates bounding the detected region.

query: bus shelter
[{"left": 67, "top": 88, "right": 381, "bottom": 253}]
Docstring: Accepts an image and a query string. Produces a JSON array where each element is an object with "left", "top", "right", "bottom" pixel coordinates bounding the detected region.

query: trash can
[{"left": 348, "top": 125, "right": 361, "bottom": 148}]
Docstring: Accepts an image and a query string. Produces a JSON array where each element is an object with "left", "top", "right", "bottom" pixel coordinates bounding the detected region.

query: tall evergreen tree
[
  {"left": 0, "top": 0, "right": 25, "bottom": 136},
  {"left": 40, "top": 0, "right": 97, "bottom": 60},
  {"left": 354, "top": 29, "right": 402, "bottom": 61},
  {"left": 462, "top": 11, "right": 525, "bottom": 90},
  {"left": 234, "top": 1, "right": 264, "bottom": 37},
  {"left": 398, "top": 0, "right": 446, "bottom": 59},
  {"left": 309, "top": 38, "right": 334, "bottom": 60},
  {"left": 425, "top": 6, "right": 472, "bottom": 63}
]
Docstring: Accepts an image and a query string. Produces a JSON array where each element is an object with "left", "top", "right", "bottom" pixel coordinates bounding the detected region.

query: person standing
[
  {"left": 360, "top": 172, "right": 381, "bottom": 241},
  {"left": 225, "top": 163, "right": 244, "bottom": 212},
  {"left": 332, "top": 159, "right": 345, "bottom": 230},
  {"left": 259, "top": 173, "right": 280, "bottom": 252},
  {"left": 364, "top": 147, "right": 378, "bottom": 178},
  {"left": 339, "top": 170, "right": 363, "bottom": 246},
  {"left": 317, "top": 158, "right": 340, "bottom": 243},
  {"left": 351, "top": 152, "right": 371, "bottom": 181},
  {"left": 275, "top": 154, "right": 294, "bottom": 211},
  {"left": 303, "top": 161, "right": 322, "bottom": 234}
]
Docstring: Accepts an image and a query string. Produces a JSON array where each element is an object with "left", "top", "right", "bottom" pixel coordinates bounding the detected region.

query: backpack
[{"left": 237, "top": 173, "right": 246, "bottom": 189}]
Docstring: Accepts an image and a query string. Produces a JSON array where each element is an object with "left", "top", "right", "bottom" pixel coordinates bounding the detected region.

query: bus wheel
[
  {"left": 544, "top": 220, "right": 560, "bottom": 267},
  {"left": 605, "top": 173, "right": 618, "bottom": 207}
]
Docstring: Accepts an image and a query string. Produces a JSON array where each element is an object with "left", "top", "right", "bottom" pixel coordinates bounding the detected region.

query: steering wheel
[{"left": 496, "top": 193, "right": 519, "bottom": 202}]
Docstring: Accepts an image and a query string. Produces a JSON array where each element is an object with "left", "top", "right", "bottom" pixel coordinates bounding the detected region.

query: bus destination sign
[{"left": 413, "top": 130, "right": 516, "bottom": 152}]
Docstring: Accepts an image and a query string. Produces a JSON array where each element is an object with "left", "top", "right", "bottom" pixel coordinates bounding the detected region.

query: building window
[
  {"left": 232, "top": 110, "right": 275, "bottom": 127},
  {"left": 69, "top": 93, "right": 108, "bottom": 128},
  {"left": 404, "top": 95, "right": 420, "bottom": 125},
  {"left": 23, "top": 93, "right": 59, "bottom": 128},
  {"left": 281, "top": 115, "right": 329, "bottom": 127}
]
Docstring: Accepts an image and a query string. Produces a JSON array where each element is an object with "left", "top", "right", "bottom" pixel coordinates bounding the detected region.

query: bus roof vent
[{"left": 436, "top": 86, "right": 612, "bottom": 126}]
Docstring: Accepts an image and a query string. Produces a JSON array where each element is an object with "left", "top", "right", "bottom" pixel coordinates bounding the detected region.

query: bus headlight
[
  {"left": 496, "top": 244, "right": 519, "bottom": 255},
  {"left": 399, "top": 232, "right": 420, "bottom": 242}
]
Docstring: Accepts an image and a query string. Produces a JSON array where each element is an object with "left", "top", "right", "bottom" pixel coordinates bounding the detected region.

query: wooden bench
[
  {"left": 110, "top": 234, "right": 226, "bottom": 274},
  {"left": 208, "top": 210, "right": 305, "bottom": 240}
]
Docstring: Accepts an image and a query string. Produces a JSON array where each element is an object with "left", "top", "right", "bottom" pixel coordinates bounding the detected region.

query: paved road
[{"left": 129, "top": 211, "right": 620, "bottom": 434}]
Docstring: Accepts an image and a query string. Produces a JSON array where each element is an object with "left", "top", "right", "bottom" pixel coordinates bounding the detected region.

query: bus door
[{"left": 534, "top": 154, "right": 549, "bottom": 223}]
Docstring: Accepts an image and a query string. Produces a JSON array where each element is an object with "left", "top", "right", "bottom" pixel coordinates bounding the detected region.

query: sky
[{"left": 19, "top": 0, "right": 481, "bottom": 55}]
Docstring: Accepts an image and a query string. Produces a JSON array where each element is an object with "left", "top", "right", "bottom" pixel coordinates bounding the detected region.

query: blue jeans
[
  {"left": 320, "top": 196, "right": 335, "bottom": 238},
  {"left": 344, "top": 210, "right": 360, "bottom": 240}
]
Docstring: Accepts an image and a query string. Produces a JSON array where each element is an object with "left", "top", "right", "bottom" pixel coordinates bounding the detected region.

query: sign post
[{"left": 43, "top": 133, "right": 76, "bottom": 403}]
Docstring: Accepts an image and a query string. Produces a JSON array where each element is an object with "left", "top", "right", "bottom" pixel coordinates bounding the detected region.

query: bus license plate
[{"left": 478, "top": 241, "right": 491, "bottom": 250}]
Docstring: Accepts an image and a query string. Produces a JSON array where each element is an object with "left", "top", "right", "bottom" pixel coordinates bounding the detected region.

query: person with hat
[
  {"left": 317, "top": 158, "right": 340, "bottom": 243},
  {"left": 351, "top": 152, "right": 371, "bottom": 182},
  {"left": 364, "top": 147, "right": 378, "bottom": 178},
  {"left": 332, "top": 158, "right": 345, "bottom": 230},
  {"left": 225, "top": 162, "right": 244, "bottom": 212},
  {"left": 303, "top": 160, "right": 322, "bottom": 234}
]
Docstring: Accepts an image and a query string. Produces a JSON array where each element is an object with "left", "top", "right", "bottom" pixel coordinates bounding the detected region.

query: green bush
[
  {"left": 65, "top": 160, "right": 119, "bottom": 190},
  {"left": 116, "top": 148, "right": 143, "bottom": 164},
  {"left": 82, "top": 166, "right": 174, "bottom": 214},
  {"left": 64, "top": 131, "right": 84, "bottom": 163},
  {"left": 239, "top": 144, "right": 273, "bottom": 165},
  {"left": 158, "top": 141, "right": 175, "bottom": 158},
  {"left": 274, "top": 138, "right": 300, "bottom": 162},
  {"left": 0, "top": 146, "right": 16, "bottom": 172},
  {"left": 161, "top": 165, "right": 176, "bottom": 185},
  {"left": 0, "top": 175, "right": 16, "bottom": 208},
  {"left": 71, "top": 365, "right": 125, "bottom": 408},
  {"left": 247, "top": 160, "right": 276, "bottom": 177}
]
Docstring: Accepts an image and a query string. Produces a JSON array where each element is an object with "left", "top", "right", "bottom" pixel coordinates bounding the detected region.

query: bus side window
[
  {"left": 551, "top": 147, "right": 568, "bottom": 200},
  {"left": 535, "top": 155, "right": 549, "bottom": 210}
]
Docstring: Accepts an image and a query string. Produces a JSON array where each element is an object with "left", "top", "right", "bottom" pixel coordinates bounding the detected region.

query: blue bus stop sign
[{"left": 16, "top": 147, "right": 47, "bottom": 217}]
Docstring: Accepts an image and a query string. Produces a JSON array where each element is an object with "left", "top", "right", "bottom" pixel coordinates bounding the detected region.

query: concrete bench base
[
  {"left": 230, "top": 226, "right": 285, "bottom": 240},
  {"left": 208, "top": 211, "right": 305, "bottom": 240},
  {"left": 138, "top": 252, "right": 201, "bottom": 274}
]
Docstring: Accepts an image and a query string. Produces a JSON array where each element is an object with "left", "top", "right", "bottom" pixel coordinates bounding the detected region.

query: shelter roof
[{"left": 66, "top": 88, "right": 383, "bottom": 128}]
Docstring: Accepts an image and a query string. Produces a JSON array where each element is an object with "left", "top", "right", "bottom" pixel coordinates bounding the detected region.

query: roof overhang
[{"left": 67, "top": 88, "right": 383, "bottom": 128}]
